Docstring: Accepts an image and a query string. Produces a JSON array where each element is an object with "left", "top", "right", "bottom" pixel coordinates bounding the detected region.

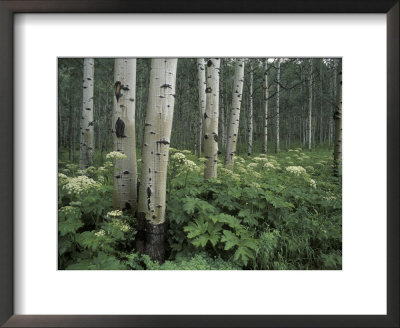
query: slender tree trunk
[
  {"left": 112, "top": 59, "right": 138, "bottom": 214},
  {"left": 247, "top": 59, "right": 254, "bottom": 156},
  {"left": 137, "top": 58, "right": 178, "bottom": 262},
  {"left": 262, "top": 59, "right": 269, "bottom": 154},
  {"left": 219, "top": 60, "right": 227, "bottom": 153},
  {"left": 319, "top": 60, "right": 323, "bottom": 145},
  {"left": 68, "top": 95, "right": 74, "bottom": 161},
  {"left": 333, "top": 60, "right": 342, "bottom": 177},
  {"left": 203, "top": 58, "right": 221, "bottom": 179},
  {"left": 196, "top": 58, "right": 206, "bottom": 158},
  {"left": 275, "top": 58, "right": 281, "bottom": 153},
  {"left": 79, "top": 58, "right": 94, "bottom": 169},
  {"left": 225, "top": 58, "right": 245, "bottom": 167},
  {"left": 308, "top": 59, "right": 313, "bottom": 151}
]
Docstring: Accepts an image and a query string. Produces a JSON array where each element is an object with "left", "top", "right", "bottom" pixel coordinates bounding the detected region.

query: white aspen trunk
[
  {"left": 137, "top": 58, "right": 178, "bottom": 262},
  {"left": 79, "top": 58, "right": 94, "bottom": 169},
  {"left": 333, "top": 60, "right": 342, "bottom": 177},
  {"left": 219, "top": 60, "right": 227, "bottom": 152},
  {"left": 275, "top": 58, "right": 281, "bottom": 153},
  {"left": 196, "top": 58, "right": 207, "bottom": 157},
  {"left": 262, "top": 59, "right": 269, "bottom": 154},
  {"left": 247, "top": 59, "right": 254, "bottom": 156},
  {"left": 224, "top": 58, "right": 245, "bottom": 167},
  {"left": 112, "top": 59, "right": 137, "bottom": 214},
  {"left": 203, "top": 58, "right": 221, "bottom": 179},
  {"left": 308, "top": 59, "right": 313, "bottom": 151},
  {"left": 319, "top": 60, "right": 323, "bottom": 144}
]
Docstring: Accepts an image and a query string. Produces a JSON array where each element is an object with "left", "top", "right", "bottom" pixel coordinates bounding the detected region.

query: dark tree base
[
  {"left": 145, "top": 221, "right": 166, "bottom": 263},
  {"left": 135, "top": 212, "right": 146, "bottom": 255}
]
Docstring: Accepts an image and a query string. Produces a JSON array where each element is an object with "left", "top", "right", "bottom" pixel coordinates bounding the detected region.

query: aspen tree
[
  {"left": 333, "top": 60, "right": 342, "bottom": 177},
  {"left": 196, "top": 58, "right": 206, "bottom": 157},
  {"left": 262, "top": 59, "right": 269, "bottom": 154},
  {"left": 319, "top": 60, "right": 324, "bottom": 144},
  {"left": 275, "top": 58, "right": 281, "bottom": 153},
  {"left": 112, "top": 59, "right": 137, "bottom": 213},
  {"left": 203, "top": 58, "right": 221, "bottom": 179},
  {"left": 79, "top": 58, "right": 94, "bottom": 169},
  {"left": 308, "top": 59, "right": 313, "bottom": 151},
  {"left": 137, "top": 58, "right": 178, "bottom": 262},
  {"left": 224, "top": 58, "right": 245, "bottom": 167},
  {"left": 247, "top": 59, "right": 254, "bottom": 156}
]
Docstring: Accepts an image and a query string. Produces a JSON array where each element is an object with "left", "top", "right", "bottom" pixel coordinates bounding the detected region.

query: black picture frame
[{"left": 0, "top": 1, "right": 398, "bottom": 327}]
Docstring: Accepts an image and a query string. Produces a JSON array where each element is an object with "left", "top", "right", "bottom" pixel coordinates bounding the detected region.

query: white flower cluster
[
  {"left": 253, "top": 157, "right": 269, "bottom": 163},
  {"left": 309, "top": 179, "right": 317, "bottom": 189},
  {"left": 63, "top": 176, "right": 99, "bottom": 195},
  {"left": 182, "top": 150, "right": 192, "bottom": 155},
  {"left": 235, "top": 156, "right": 245, "bottom": 163},
  {"left": 247, "top": 162, "right": 258, "bottom": 170},
  {"left": 107, "top": 210, "right": 123, "bottom": 218},
  {"left": 94, "top": 229, "right": 106, "bottom": 237},
  {"left": 198, "top": 157, "right": 207, "bottom": 163},
  {"left": 106, "top": 151, "right": 127, "bottom": 160},
  {"left": 185, "top": 159, "right": 199, "bottom": 172},
  {"left": 220, "top": 167, "right": 240, "bottom": 180},
  {"left": 113, "top": 220, "right": 131, "bottom": 232},
  {"left": 263, "top": 162, "right": 275, "bottom": 169},
  {"left": 171, "top": 152, "right": 186, "bottom": 161},
  {"left": 58, "top": 173, "right": 68, "bottom": 179},
  {"left": 286, "top": 166, "right": 307, "bottom": 176}
]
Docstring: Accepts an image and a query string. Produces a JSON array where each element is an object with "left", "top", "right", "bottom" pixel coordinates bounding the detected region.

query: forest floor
[{"left": 58, "top": 147, "right": 342, "bottom": 270}]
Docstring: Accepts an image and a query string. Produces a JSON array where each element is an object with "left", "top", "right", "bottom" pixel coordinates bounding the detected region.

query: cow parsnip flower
[
  {"left": 95, "top": 229, "right": 106, "bottom": 237},
  {"left": 286, "top": 166, "right": 307, "bottom": 176},
  {"left": 171, "top": 152, "right": 186, "bottom": 161},
  {"left": 263, "top": 162, "right": 275, "bottom": 169},
  {"left": 106, "top": 151, "right": 127, "bottom": 160},
  {"left": 63, "top": 176, "right": 99, "bottom": 195},
  {"left": 107, "top": 210, "right": 123, "bottom": 218}
]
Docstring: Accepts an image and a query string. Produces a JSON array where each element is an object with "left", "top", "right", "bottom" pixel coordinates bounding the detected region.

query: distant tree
[
  {"left": 262, "top": 58, "right": 269, "bottom": 154},
  {"left": 247, "top": 59, "right": 254, "bottom": 156},
  {"left": 275, "top": 58, "right": 281, "bottom": 153},
  {"left": 196, "top": 58, "right": 207, "bottom": 157},
  {"left": 333, "top": 60, "right": 342, "bottom": 177},
  {"left": 225, "top": 58, "right": 245, "bottom": 166},
  {"left": 308, "top": 59, "right": 313, "bottom": 151}
]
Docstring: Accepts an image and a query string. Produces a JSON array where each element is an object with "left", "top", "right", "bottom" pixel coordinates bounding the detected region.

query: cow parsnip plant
[{"left": 58, "top": 148, "right": 341, "bottom": 270}]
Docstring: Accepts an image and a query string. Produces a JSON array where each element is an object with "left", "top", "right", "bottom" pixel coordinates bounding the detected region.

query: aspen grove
[{"left": 58, "top": 58, "right": 342, "bottom": 270}]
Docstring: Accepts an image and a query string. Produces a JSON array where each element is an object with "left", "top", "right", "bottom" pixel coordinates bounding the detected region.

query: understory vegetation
[{"left": 58, "top": 147, "right": 342, "bottom": 270}]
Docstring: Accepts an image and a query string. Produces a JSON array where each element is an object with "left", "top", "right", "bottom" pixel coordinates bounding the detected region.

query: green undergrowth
[{"left": 58, "top": 147, "right": 341, "bottom": 270}]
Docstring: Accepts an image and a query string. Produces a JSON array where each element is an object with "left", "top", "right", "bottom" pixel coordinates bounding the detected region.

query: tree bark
[
  {"left": 79, "top": 58, "right": 94, "bottom": 169},
  {"left": 137, "top": 58, "right": 178, "bottom": 262},
  {"left": 203, "top": 58, "right": 221, "bottom": 179},
  {"left": 308, "top": 59, "right": 313, "bottom": 151},
  {"left": 247, "top": 59, "right": 253, "bottom": 156},
  {"left": 319, "top": 60, "right": 323, "bottom": 144},
  {"left": 68, "top": 94, "right": 74, "bottom": 161},
  {"left": 275, "top": 58, "right": 281, "bottom": 153},
  {"left": 225, "top": 58, "right": 245, "bottom": 167},
  {"left": 112, "top": 59, "right": 138, "bottom": 214},
  {"left": 333, "top": 60, "right": 342, "bottom": 177},
  {"left": 262, "top": 59, "right": 269, "bottom": 154},
  {"left": 196, "top": 58, "right": 207, "bottom": 157}
]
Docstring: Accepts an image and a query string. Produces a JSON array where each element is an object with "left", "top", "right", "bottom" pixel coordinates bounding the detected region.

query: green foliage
[
  {"left": 166, "top": 148, "right": 342, "bottom": 270},
  {"left": 59, "top": 148, "right": 341, "bottom": 270}
]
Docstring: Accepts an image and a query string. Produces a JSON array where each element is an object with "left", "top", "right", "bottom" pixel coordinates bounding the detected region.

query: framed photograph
[{"left": 0, "top": 1, "right": 398, "bottom": 327}]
